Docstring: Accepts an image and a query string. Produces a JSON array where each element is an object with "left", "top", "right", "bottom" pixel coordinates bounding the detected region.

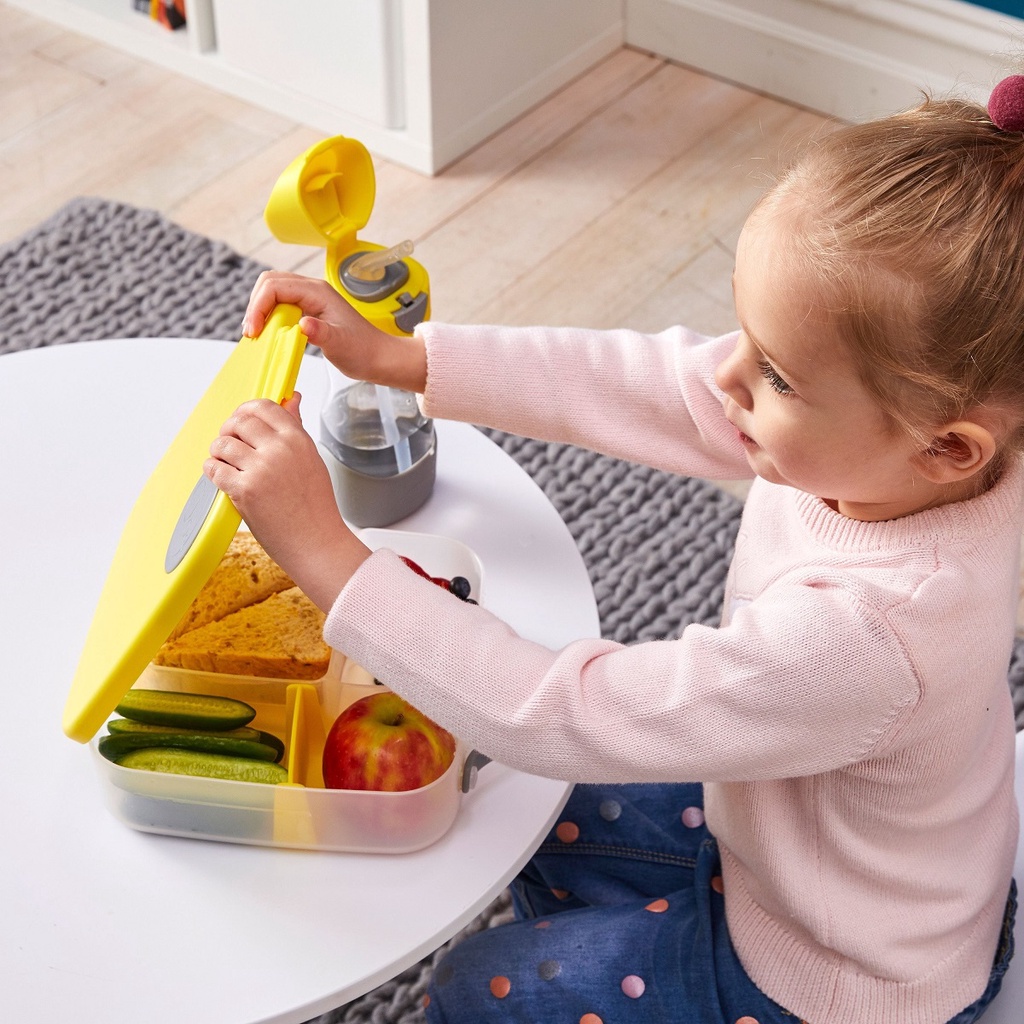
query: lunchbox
[
  {"left": 64, "top": 309, "right": 489, "bottom": 853},
  {"left": 93, "top": 528, "right": 485, "bottom": 852}
]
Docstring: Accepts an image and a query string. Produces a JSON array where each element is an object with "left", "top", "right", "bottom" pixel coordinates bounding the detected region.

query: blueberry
[{"left": 449, "top": 576, "right": 472, "bottom": 601}]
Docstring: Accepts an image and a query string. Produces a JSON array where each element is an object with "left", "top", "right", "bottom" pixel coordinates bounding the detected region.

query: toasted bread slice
[
  {"left": 168, "top": 532, "right": 295, "bottom": 640},
  {"left": 156, "top": 587, "right": 330, "bottom": 680}
]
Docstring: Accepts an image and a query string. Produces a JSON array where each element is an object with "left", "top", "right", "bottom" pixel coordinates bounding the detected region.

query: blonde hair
[{"left": 764, "top": 96, "right": 1024, "bottom": 460}]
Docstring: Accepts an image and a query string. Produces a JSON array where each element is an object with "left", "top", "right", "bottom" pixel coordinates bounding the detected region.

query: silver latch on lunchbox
[{"left": 460, "top": 750, "right": 492, "bottom": 793}]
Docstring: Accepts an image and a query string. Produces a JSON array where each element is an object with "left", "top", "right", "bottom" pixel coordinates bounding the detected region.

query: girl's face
[{"left": 715, "top": 202, "right": 938, "bottom": 521}]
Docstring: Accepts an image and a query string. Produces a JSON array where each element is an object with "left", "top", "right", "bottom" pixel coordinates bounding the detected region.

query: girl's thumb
[
  {"left": 281, "top": 392, "right": 302, "bottom": 420},
  {"left": 298, "top": 315, "right": 329, "bottom": 349}
]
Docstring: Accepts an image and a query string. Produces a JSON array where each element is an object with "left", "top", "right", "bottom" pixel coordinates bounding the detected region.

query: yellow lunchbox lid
[
  {"left": 263, "top": 135, "right": 375, "bottom": 251},
  {"left": 62, "top": 305, "right": 308, "bottom": 743}
]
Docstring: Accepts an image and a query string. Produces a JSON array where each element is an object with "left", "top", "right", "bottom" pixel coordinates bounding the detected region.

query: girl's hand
[
  {"left": 203, "top": 393, "right": 370, "bottom": 612},
  {"left": 244, "top": 271, "right": 427, "bottom": 394}
]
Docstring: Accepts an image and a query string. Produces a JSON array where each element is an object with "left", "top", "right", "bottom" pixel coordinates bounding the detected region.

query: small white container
[{"left": 91, "top": 529, "right": 486, "bottom": 853}]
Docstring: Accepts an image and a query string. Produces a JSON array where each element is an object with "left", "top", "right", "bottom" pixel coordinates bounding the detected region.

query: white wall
[
  {"left": 426, "top": 0, "right": 623, "bottom": 168},
  {"left": 625, "top": 0, "right": 1024, "bottom": 121}
]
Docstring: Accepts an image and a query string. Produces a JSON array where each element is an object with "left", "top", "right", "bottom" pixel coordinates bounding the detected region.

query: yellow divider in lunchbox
[
  {"left": 63, "top": 305, "right": 308, "bottom": 743},
  {"left": 271, "top": 683, "right": 329, "bottom": 847},
  {"left": 285, "top": 683, "right": 328, "bottom": 788}
]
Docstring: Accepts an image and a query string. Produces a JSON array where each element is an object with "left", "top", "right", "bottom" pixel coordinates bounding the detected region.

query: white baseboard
[{"left": 625, "top": 0, "right": 1024, "bottom": 121}]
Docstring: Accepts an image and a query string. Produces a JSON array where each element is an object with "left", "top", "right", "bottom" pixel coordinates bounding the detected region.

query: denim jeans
[
  {"left": 947, "top": 878, "right": 1017, "bottom": 1024},
  {"left": 424, "top": 782, "right": 1016, "bottom": 1024}
]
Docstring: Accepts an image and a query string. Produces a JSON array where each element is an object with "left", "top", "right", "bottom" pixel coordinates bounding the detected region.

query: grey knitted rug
[{"left": 4, "top": 197, "right": 1023, "bottom": 1024}]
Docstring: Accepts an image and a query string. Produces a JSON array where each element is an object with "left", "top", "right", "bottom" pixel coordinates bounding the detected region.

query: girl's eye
[{"left": 758, "top": 360, "right": 794, "bottom": 396}]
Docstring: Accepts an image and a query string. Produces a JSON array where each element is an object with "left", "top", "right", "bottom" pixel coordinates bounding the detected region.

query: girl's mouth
[{"left": 738, "top": 430, "right": 756, "bottom": 447}]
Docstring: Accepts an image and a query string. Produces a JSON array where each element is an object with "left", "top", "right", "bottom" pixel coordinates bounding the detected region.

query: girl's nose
[{"left": 714, "top": 342, "right": 753, "bottom": 411}]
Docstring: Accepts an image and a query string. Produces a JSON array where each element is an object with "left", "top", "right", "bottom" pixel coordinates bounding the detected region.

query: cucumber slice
[
  {"left": 107, "top": 719, "right": 261, "bottom": 742},
  {"left": 115, "top": 747, "right": 289, "bottom": 785},
  {"left": 256, "top": 730, "right": 286, "bottom": 763},
  {"left": 99, "top": 731, "right": 279, "bottom": 763},
  {"left": 115, "top": 689, "right": 256, "bottom": 730}
]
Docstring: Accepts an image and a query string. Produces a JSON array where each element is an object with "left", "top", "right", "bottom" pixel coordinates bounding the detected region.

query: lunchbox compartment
[{"left": 91, "top": 529, "right": 483, "bottom": 853}]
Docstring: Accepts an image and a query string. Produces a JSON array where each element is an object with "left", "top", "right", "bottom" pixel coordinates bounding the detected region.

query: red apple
[{"left": 322, "top": 692, "right": 456, "bottom": 791}]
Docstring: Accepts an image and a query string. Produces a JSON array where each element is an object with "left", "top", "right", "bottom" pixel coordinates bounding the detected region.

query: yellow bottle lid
[{"left": 263, "top": 136, "right": 375, "bottom": 250}]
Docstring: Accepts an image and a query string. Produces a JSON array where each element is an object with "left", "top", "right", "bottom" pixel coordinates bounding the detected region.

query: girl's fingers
[
  {"left": 203, "top": 454, "right": 244, "bottom": 500},
  {"left": 243, "top": 272, "right": 338, "bottom": 337},
  {"left": 243, "top": 272, "right": 294, "bottom": 336},
  {"left": 208, "top": 433, "right": 256, "bottom": 470},
  {"left": 242, "top": 271, "right": 279, "bottom": 336},
  {"left": 222, "top": 399, "right": 294, "bottom": 442},
  {"left": 207, "top": 400, "right": 302, "bottom": 474},
  {"left": 203, "top": 455, "right": 232, "bottom": 484}
]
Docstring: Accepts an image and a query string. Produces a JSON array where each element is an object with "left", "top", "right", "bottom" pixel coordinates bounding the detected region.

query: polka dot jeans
[{"left": 423, "top": 782, "right": 1017, "bottom": 1024}]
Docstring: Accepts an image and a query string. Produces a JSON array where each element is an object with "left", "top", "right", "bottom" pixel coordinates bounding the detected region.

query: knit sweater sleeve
[
  {"left": 324, "top": 547, "right": 920, "bottom": 783},
  {"left": 416, "top": 321, "right": 751, "bottom": 480}
]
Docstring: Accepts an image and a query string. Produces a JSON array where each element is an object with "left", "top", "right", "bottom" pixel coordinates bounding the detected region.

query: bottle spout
[{"left": 346, "top": 240, "right": 415, "bottom": 283}]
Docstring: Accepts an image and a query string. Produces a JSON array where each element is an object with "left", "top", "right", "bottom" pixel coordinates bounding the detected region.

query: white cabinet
[
  {"left": 10, "top": 0, "right": 623, "bottom": 174},
  {"left": 211, "top": 0, "right": 407, "bottom": 131}
]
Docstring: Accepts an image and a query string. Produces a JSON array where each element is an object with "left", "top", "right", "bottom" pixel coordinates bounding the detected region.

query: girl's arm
[
  {"left": 418, "top": 320, "right": 750, "bottom": 480},
  {"left": 243, "top": 270, "right": 751, "bottom": 481},
  {"left": 327, "top": 547, "right": 923, "bottom": 783}
]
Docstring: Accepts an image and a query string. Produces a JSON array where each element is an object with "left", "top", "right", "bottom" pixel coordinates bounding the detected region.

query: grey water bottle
[{"left": 319, "top": 361, "right": 436, "bottom": 528}]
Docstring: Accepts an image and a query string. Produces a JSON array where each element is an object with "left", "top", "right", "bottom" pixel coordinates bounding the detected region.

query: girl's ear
[{"left": 913, "top": 421, "right": 997, "bottom": 484}]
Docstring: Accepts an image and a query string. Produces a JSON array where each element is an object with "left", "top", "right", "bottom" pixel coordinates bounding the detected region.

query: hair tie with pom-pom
[{"left": 988, "top": 75, "right": 1024, "bottom": 132}]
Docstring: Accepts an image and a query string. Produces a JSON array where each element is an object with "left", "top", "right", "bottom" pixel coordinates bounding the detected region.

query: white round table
[{"left": 0, "top": 339, "right": 600, "bottom": 1024}]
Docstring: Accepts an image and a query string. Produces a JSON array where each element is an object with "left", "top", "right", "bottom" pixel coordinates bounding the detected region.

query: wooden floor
[{"left": 1, "top": 3, "right": 827, "bottom": 336}]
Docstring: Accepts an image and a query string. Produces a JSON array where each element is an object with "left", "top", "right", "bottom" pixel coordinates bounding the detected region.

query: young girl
[{"left": 205, "top": 81, "right": 1024, "bottom": 1024}]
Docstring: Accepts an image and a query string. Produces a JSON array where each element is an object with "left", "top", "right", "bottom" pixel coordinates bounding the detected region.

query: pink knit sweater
[{"left": 326, "top": 324, "right": 1021, "bottom": 1024}]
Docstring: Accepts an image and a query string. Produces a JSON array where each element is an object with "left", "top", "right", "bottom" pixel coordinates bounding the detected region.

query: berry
[
  {"left": 399, "top": 556, "right": 431, "bottom": 579},
  {"left": 399, "top": 558, "right": 475, "bottom": 602}
]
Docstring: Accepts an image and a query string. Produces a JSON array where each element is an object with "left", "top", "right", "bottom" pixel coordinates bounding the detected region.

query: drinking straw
[{"left": 375, "top": 384, "right": 412, "bottom": 472}]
